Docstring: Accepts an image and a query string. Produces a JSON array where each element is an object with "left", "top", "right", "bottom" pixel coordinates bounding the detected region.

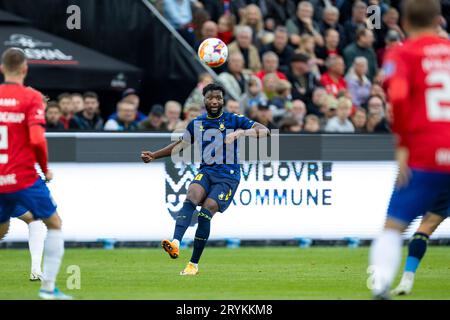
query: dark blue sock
[
  {"left": 191, "top": 208, "right": 212, "bottom": 264},
  {"left": 405, "top": 232, "right": 429, "bottom": 273},
  {"left": 173, "top": 200, "right": 197, "bottom": 242}
]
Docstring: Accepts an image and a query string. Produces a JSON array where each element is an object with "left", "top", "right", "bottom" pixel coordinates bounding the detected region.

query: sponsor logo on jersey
[
  {"left": 0, "top": 112, "right": 25, "bottom": 123},
  {"left": 0, "top": 174, "right": 17, "bottom": 186},
  {"left": 0, "top": 98, "right": 18, "bottom": 107}
]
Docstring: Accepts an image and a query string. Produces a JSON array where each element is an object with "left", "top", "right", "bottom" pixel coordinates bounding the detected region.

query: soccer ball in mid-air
[{"left": 198, "top": 38, "right": 228, "bottom": 68}]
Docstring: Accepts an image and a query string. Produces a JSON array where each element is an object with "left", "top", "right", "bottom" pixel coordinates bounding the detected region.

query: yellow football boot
[{"left": 180, "top": 262, "right": 199, "bottom": 276}]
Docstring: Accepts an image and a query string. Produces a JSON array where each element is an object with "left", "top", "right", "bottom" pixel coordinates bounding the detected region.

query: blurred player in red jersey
[
  {"left": 369, "top": 0, "right": 450, "bottom": 299},
  {"left": 0, "top": 48, "right": 71, "bottom": 299}
]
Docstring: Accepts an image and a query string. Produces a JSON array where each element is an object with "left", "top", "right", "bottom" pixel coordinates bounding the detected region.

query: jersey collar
[{"left": 207, "top": 111, "right": 223, "bottom": 119}]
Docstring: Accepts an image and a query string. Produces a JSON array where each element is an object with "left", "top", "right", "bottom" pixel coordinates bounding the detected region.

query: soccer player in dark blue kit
[{"left": 141, "top": 83, "right": 270, "bottom": 275}]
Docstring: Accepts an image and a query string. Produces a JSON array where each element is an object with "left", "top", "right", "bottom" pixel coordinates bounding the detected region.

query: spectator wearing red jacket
[
  {"left": 320, "top": 55, "right": 347, "bottom": 97},
  {"left": 255, "top": 51, "right": 287, "bottom": 82}
]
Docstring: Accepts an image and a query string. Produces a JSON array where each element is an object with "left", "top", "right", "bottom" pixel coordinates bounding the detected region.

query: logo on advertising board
[{"left": 4, "top": 34, "right": 77, "bottom": 65}]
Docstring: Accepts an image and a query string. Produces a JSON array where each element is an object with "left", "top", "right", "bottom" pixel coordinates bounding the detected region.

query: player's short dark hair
[
  {"left": 1, "top": 47, "right": 26, "bottom": 74},
  {"left": 83, "top": 91, "right": 99, "bottom": 101},
  {"left": 203, "top": 83, "right": 226, "bottom": 97},
  {"left": 403, "top": 0, "right": 441, "bottom": 29},
  {"left": 57, "top": 92, "right": 71, "bottom": 102},
  {"left": 46, "top": 101, "right": 61, "bottom": 112}
]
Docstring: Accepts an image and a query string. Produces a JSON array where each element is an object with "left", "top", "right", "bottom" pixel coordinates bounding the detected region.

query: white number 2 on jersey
[
  {"left": 426, "top": 71, "right": 450, "bottom": 121},
  {"left": 0, "top": 126, "right": 9, "bottom": 164}
]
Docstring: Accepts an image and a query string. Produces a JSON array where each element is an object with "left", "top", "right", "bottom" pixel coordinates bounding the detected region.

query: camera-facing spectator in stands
[
  {"left": 252, "top": 101, "right": 278, "bottom": 130},
  {"left": 270, "top": 79, "right": 292, "bottom": 119},
  {"left": 325, "top": 97, "right": 355, "bottom": 133},
  {"left": 195, "top": 20, "right": 218, "bottom": 50},
  {"left": 239, "top": 4, "right": 266, "bottom": 49},
  {"left": 369, "top": 83, "right": 386, "bottom": 102},
  {"left": 121, "top": 88, "right": 146, "bottom": 121},
  {"left": 163, "top": 0, "right": 195, "bottom": 47},
  {"left": 345, "top": 56, "right": 372, "bottom": 107},
  {"left": 218, "top": 14, "right": 236, "bottom": 45},
  {"left": 71, "top": 93, "right": 84, "bottom": 114},
  {"left": 366, "top": 95, "right": 390, "bottom": 133},
  {"left": 138, "top": 104, "right": 168, "bottom": 131},
  {"left": 69, "top": 92, "right": 104, "bottom": 130},
  {"left": 343, "top": 27, "right": 378, "bottom": 81},
  {"left": 307, "top": 86, "right": 327, "bottom": 117},
  {"left": 316, "top": 29, "right": 341, "bottom": 72},
  {"left": 164, "top": 101, "right": 182, "bottom": 132},
  {"left": 104, "top": 99, "right": 139, "bottom": 131},
  {"left": 58, "top": 92, "right": 74, "bottom": 129},
  {"left": 319, "top": 6, "right": 346, "bottom": 44},
  {"left": 228, "top": 25, "right": 262, "bottom": 72},
  {"left": 287, "top": 99, "right": 307, "bottom": 125},
  {"left": 175, "top": 103, "right": 202, "bottom": 131},
  {"left": 343, "top": 1, "right": 367, "bottom": 46},
  {"left": 255, "top": 51, "right": 288, "bottom": 82},
  {"left": 262, "top": 72, "right": 279, "bottom": 101},
  {"left": 351, "top": 107, "right": 368, "bottom": 133},
  {"left": 320, "top": 55, "right": 347, "bottom": 97},
  {"left": 279, "top": 117, "right": 302, "bottom": 133},
  {"left": 185, "top": 73, "right": 213, "bottom": 111},
  {"left": 296, "top": 34, "right": 322, "bottom": 79},
  {"left": 266, "top": 0, "right": 296, "bottom": 27},
  {"left": 218, "top": 52, "right": 251, "bottom": 100},
  {"left": 287, "top": 52, "right": 319, "bottom": 103},
  {"left": 286, "top": 1, "right": 324, "bottom": 47},
  {"left": 260, "top": 26, "right": 294, "bottom": 75},
  {"left": 225, "top": 99, "right": 241, "bottom": 114},
  {"left": 45, "top": 101, "right": 65, "bottom": 131},
  {"left": 303, "top": 114, "right": 321, "bottom": 133},
  {"left": 239, "top": 75, "right": 267, "bottom": 116}
]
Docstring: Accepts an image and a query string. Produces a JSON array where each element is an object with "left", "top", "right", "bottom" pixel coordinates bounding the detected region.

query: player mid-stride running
[
  {"left": 0, "top": 48, "right": 71, "bottom": 300},
  {"left": 141, "top": 83, "right": 270, "bottom": 275}
]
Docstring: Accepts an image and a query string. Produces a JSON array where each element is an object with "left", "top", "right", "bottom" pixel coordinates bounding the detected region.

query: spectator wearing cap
[
  {"left": 259, "top": 26, "right": 295, "bottom": 75},
  {"left": 218, "top": 52, "right": 252, "bottom": 100},
  {"left": 287, "top": 52, "right": 320, "bottom": 103},
  {"left": 320, "top": 55, "right": 347, "bottom": 97},
  {"left": 318, "top": 6, "right": 346, "bottom": 45},
  {"left": 374, "top": 7, "right": 405, "bottom": 50},
  {"left": 45, "top": 101, "right": 65, "bottom": 131},
  {"left": 266, "top": 0, "right": 296, "bottom": 27},
  {"left": 343, "top": 1, "right": 368, "bottom": 47},
  {"left": 69, "top": 92, "right": 104, "bottom": 130},
  {"left": 343, "top": 28, "right": 378, "bottom": 81},
  {"left": 251, "top": 101, "right": 278, "bottom": 130},
  {"left": 104, "top": 100, "right": 139, "bottom": 131},
  {"left": 108, "top": 89, "right": 146, "bottom": 123},
  {"left": 175, "top": 103, "right": 202, "bottom": 131},
  {"left": 345, "top": 56, "right": 372, "bottom": 108},
  {"left": 255, "top": 51, "right": 288, "bottom": 82},
  {"left": 316, "top": 29, "right": 342, "bottom": 73},
  {"left": 138, "top": 105, "right": 168, "bottom": 131},
  {"left": 285, "top": 1, "right": 324, "bottom": 47},
  {"left": 228, "top": 26, "right": 262, "bottom": 73},
  {"left": 377, "top": 29, "right": 402, "bottom": 66},
  {"left": 302, "top": 114, "right": 321, "bottom": 133},
  {"left": 324, "top": 97, "right": 355, "bottom": 133},
  {"left": 165, "top": 101, "right": 182, "bottom": 132}
]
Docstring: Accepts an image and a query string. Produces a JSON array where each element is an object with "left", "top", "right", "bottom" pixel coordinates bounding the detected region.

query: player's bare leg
[
  {"left": 162, "top": 183, "right": 206, "bottom": 259},
  {"left": 392, "top": 213, "right": 445, "bottom": 296},
  {"left": 38, "top": 212, "right": 71, "bottom": 300},
  {"left": 18, "top": 212, "right": 46, "bottom": 281},
  {"left": 369, "top": 219, "right": 406, "bottom": 299},
  {"left": 180, "top": 198, "right": 218, "bottom": 276}
]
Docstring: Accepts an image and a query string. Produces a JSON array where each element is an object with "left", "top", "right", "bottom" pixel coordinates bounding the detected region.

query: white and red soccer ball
[{"left": 198, "top": 38, "right": 228, "bottom": 68}]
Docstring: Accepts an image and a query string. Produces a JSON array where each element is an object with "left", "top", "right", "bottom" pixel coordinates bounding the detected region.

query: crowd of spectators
[{"left": 46, "top": 0, "right": 449, "bottom": 133}]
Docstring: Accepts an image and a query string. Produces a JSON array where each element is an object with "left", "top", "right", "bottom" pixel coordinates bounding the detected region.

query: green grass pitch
[{"left": 0, "top": 247, "right": 449, "bottom": 300}]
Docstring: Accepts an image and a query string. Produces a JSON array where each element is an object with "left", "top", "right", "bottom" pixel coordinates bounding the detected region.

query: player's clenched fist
[{"left": 141, "top": 151, "right": 155, "bottom": 163}]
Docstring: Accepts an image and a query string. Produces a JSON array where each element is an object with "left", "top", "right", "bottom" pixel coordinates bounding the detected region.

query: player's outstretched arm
[
  {"left": 225, "top": 122, "right": 270, "bottom": 144},
  {"left": 141, "top": 140, "right": 189, "bottom": 163},
  {"left": 29, "top": 125, "right": 52, "bottom": 182}
]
